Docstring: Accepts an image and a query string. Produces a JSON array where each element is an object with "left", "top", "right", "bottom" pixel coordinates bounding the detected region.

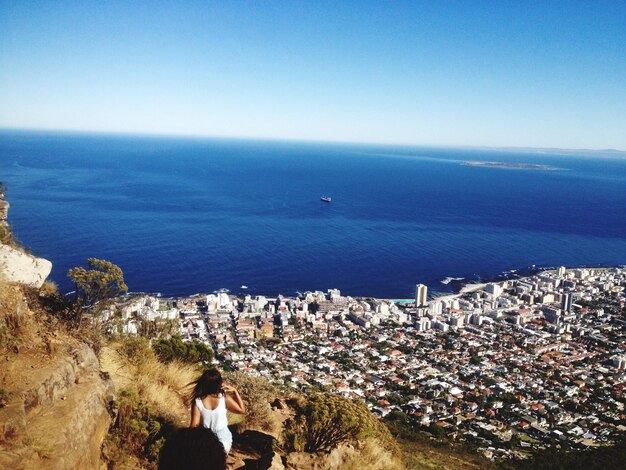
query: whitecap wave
[{"left": 441, "top": 277, "right": 464, "bottom": 285}]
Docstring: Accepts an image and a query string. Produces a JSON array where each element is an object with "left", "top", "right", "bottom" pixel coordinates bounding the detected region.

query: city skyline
[{"left": 1, "top": 1, "right": 625, "bottom": 150}]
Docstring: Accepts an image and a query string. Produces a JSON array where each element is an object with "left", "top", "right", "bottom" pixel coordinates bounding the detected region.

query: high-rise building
[
  {"left": 561, "top": 292, "right": 573, "bottom": 313},
  {"left": 485, "top": 283, "right": 503, "bottom": 297},
  {"left": 429, "top": 301, "right": 443, "bottom": 316},
  {"left": 558, "top": 266, "right": 566, "bottom": 277},
  {"left": 416, "top": 317, "right": 431, "bottom": 331},
  {"left": 415, "top": 283, "right": 428, "bottom": 307}
]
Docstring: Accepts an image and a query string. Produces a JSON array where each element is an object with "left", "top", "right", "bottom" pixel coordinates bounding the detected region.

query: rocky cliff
[
  {"left": 0, "top": 340, "right": 115, "bottom": 469},
  {"left": 0, "top": 188, "right": 115, "bottom": 469}
]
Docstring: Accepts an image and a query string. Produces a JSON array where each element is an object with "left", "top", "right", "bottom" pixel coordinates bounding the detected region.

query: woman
[
  {"left": 189, "top": 368, "right": 245, "bottom": 454},
  {"left": 159, "top": 427, "right": 226, "bottom": 470}
]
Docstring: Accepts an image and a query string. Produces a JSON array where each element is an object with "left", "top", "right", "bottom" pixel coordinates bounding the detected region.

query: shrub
[
  {"left": 24, "top": 283, "right": 79, "bottom": 328},
  {"left": 284, "top": 393, "right": 397, "bottom": 454},
  {"left": 517, "top": 435, "right": 626, "bottom": 470},
  {"left": 0, "top": 388, "right": 11, "bottom": 407},
  {"left": 103, "top": 388, "right": 176, "bottom": 470},
  {"left": 428, "top": 422, "right": 446, "bottom": 438},
  {"left": 0, "top": 185, "right": 21, "bottom": 248},
  {"left": 0, "top": 223, "right": 20, "bottom": 248},
  {"left": 117, "top": 335, "right": 154, "bottom": 369},
  {"left": 153, "top": 336, "right": 214, "bottom": 365},
  {"left": 222, "top": 371, "right": 280, "bottom": 434},
  {"left": 38, "top": 281, "right": 58, "bottom": 298},
  {"left": 0, "top": 279, "right": 27, "bottom": 353}
]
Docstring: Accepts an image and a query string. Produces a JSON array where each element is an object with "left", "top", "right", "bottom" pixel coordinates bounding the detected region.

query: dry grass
[
  {"left": 38, "top": 281, "right": 58, "bottom": 298},
  {"left": 0, "top": 277, "right": 39, "bottom": 353},
  {"left": 22, "top": 435, "right": 53, "bottom": 460},
  {"left": 341, "top": 438, "right": 404, "bottom": 470},
  {"left": 0, "top": 223, "right": 22, "bottom": 250},
  {"left": 223, "top": 371, "right": 286, "bottom": 436},
  {"left": 100, "top": 340, "right": 200, "bottom": 426},
  {"left": 397, "top": 437, "right": 493, "bottom": 470}
]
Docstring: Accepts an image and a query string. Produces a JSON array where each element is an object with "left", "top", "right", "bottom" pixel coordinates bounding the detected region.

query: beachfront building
[{"left": 415, "top": 283, "right": 428, "bottom": 307}]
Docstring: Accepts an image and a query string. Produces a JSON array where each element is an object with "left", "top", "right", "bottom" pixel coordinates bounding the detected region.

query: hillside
[
  {"left": 0, "top": 281, "right": 496, "bottom": 470},
  {"left": 0, "top": 187, "right": 113, "bottom": 468},
  {"left": 98, "top": 336, "right": 404, "bottom": 469},
  {"left": 0, "top": 279, "right": 114, "bottom": 469}
]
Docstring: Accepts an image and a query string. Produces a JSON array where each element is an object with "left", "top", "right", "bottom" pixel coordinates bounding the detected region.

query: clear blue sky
[{"left": 1, "top": 1, "right": 625, "bottom": 149}]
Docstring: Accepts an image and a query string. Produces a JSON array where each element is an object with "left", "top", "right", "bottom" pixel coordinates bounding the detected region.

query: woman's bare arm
[
  {"left": 222, "top": 385, "right": 246, "bottom": 414},
  {"left": 190, "top": 401, "right": 201, "bottom": 427}
]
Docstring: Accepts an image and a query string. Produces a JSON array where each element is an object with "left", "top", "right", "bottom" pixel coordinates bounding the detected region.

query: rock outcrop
[
  {"left": 0, "top": 244, "right": 52, "bottom": 288},
  {"left": 0, "top": 189, "right": 52, "bottom": 288},
  {"left": 0, "top": 342, "right": 115, "bottom": 470},
  {"left": 228, "top": 430, "right": 285, "bottom": 469}
]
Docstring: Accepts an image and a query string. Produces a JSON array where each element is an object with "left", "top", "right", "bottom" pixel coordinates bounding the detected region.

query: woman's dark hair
[
  {"left": 159, "top": 427, "right": 226, "bottom": 470},
  {"left": 190, "top": 368, "right": 223, "bottom": 402}
]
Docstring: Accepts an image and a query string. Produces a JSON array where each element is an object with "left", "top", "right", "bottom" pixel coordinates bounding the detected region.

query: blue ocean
[{"left": 1, "top": 130, "right": 625, "bottom": 298}]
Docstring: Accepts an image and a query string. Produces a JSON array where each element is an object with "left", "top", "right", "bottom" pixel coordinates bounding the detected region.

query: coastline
[{"left": 118, "top": 263, "right": 625, "bottom": 304}]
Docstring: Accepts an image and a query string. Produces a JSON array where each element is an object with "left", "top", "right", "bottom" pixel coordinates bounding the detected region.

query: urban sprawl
[{"left": 105, "top": 266, "right": 626, "bottom": 460}]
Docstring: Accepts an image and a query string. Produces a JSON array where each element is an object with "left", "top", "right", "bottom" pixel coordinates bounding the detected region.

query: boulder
[{"left": 0, "top": 244, "right": 52, "bottom": 288}]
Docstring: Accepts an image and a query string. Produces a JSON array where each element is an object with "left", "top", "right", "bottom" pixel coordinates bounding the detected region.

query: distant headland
[{"left": 462, "top": 160, "right": 559, "bottom": 170}]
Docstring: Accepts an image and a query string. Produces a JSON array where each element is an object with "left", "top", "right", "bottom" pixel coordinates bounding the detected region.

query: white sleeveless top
[{"left": 195, "top": 395, "right": 232, "bottom": 453}]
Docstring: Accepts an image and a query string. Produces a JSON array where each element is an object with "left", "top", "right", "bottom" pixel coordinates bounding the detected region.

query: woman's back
[
  {"left": 196, "top": 395, "right": 229, "bottom": 431},
  {"left": 195, "top": 395, "right": 232, "bottom": 453},
  {"left": 189, "top": 369, "right": 245, "bottom": 456}
]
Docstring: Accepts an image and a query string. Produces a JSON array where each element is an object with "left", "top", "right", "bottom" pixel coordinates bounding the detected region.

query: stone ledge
[{"left": 0, "top": 244, "right": 52, "bottom": 288}]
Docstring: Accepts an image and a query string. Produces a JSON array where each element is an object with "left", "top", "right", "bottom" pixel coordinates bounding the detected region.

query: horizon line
[{"left": 1, "top": 125, "right": 625, "bottom": 155}]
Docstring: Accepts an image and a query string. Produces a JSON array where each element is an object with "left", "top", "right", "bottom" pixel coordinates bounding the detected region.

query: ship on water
[{"left": 320, "top": 196, "right": 332, "bottom": 202}]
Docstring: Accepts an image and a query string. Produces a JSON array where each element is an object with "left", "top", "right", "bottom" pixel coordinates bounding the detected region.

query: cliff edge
[
  {"left": 0, "top": 187, "right": 114, "bottom": 469},
  {"left": 0, "top": 333, "right": 115, "bottom": 469},
  {"left": 0, "top": 189, "right": 51, "bottom": 288}
]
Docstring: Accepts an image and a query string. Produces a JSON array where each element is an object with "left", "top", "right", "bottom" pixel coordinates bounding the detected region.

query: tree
[
  {"left": 68, "top": 258, "right": 127, "bottom": 314},
  {"left": 470, "top": 354, "right": 481, "bottom": 365}
]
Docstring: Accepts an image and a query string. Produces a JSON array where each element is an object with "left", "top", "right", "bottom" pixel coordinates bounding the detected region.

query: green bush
[
  {"left": 103, "top": 388, "right": 175, "bottom": 470},
  {"left": 515, "top": 435, "right": 626, "bottom": 470},
  {"left": 428, "top": 422, "right": 446, "bottom": 438},
  {"left": 284, "top": 393, "right": 397, "bottom": 454},
  {"left": 118, "top": 335, "right": 154, "bottom": 368},
  {"left": 0, "top": 224, "right": 20, "bottom": 249},
  {"left": 152, "top": 336, "right": 214, "bottom": 365}
]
